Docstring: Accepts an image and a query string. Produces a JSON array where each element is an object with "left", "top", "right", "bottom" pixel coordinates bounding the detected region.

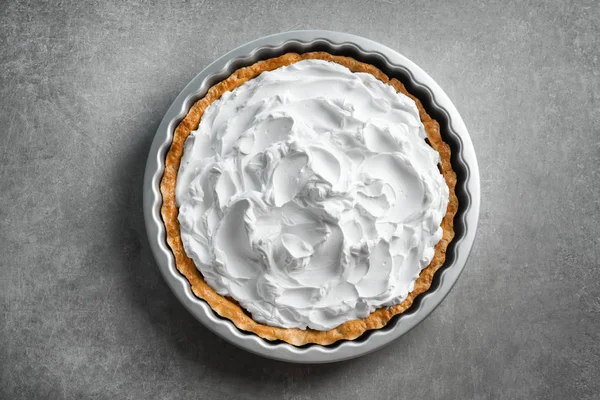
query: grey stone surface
[{"left": 0, "top": 0, "right": 598, "bottom": 398}]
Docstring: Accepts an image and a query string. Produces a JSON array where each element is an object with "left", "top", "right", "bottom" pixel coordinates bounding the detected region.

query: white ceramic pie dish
[{"left": 143, "top": 30, "right": 480, "bottom": 363}]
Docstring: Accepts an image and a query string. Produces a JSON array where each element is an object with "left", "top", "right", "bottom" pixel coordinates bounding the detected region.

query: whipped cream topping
[{"left": 176, "top": 60, "right": 449, "bottom": 330}]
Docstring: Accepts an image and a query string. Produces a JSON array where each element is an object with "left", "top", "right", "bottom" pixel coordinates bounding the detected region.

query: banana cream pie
[{"left": 161, "top": 52, "right": 457, "bottom": 345}]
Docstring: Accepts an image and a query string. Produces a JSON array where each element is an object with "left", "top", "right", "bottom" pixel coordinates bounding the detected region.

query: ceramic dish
[{"left": 143, "top": 30, "right": 480, "bottom": 363}]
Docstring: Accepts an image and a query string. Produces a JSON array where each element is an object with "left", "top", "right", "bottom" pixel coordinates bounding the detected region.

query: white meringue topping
[{"left": 176, "top": 60, "right": 449, "bottom": 330}]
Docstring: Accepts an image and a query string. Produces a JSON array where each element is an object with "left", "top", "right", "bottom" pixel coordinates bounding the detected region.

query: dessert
[{"left": 161, "top": 52, "right": 457, "bottom": 345}]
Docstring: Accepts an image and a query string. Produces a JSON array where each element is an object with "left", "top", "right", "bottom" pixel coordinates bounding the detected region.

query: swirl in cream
[{"left": 176, "top": 60, "right": 449, "bottom": 330}]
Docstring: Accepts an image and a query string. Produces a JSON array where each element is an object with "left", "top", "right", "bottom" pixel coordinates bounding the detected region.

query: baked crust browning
[{"left": 160, "top": 52, "right": 458, "bottom": 346}]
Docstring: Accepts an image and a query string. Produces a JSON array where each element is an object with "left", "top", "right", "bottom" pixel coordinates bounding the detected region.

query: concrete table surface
[{"left": 1, "top": 1, "right": 598, "bottom": 399}]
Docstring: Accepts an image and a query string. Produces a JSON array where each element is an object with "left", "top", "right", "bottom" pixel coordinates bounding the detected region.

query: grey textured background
[{"left": 1, "top": 0, "right": 599, "bottom": 399}]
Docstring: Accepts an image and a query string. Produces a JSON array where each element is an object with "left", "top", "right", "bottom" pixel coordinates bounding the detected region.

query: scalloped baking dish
[{"left": 143, "top": 30, "right": 480, "bottom": 363}]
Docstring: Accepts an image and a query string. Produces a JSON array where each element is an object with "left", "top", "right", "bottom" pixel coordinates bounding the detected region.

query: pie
[{"left": 160, "top": 52, "right": 457, "bottom": 346}]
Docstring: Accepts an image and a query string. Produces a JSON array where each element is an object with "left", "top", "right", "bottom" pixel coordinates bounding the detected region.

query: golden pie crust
[{"left": 160, "top": 52, "right": 458, "bottom": 346}]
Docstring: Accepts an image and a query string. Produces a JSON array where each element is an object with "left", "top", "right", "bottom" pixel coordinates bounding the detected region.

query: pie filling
[{"left": 176, "top": 60, "right": 449, "bottom": 330}]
